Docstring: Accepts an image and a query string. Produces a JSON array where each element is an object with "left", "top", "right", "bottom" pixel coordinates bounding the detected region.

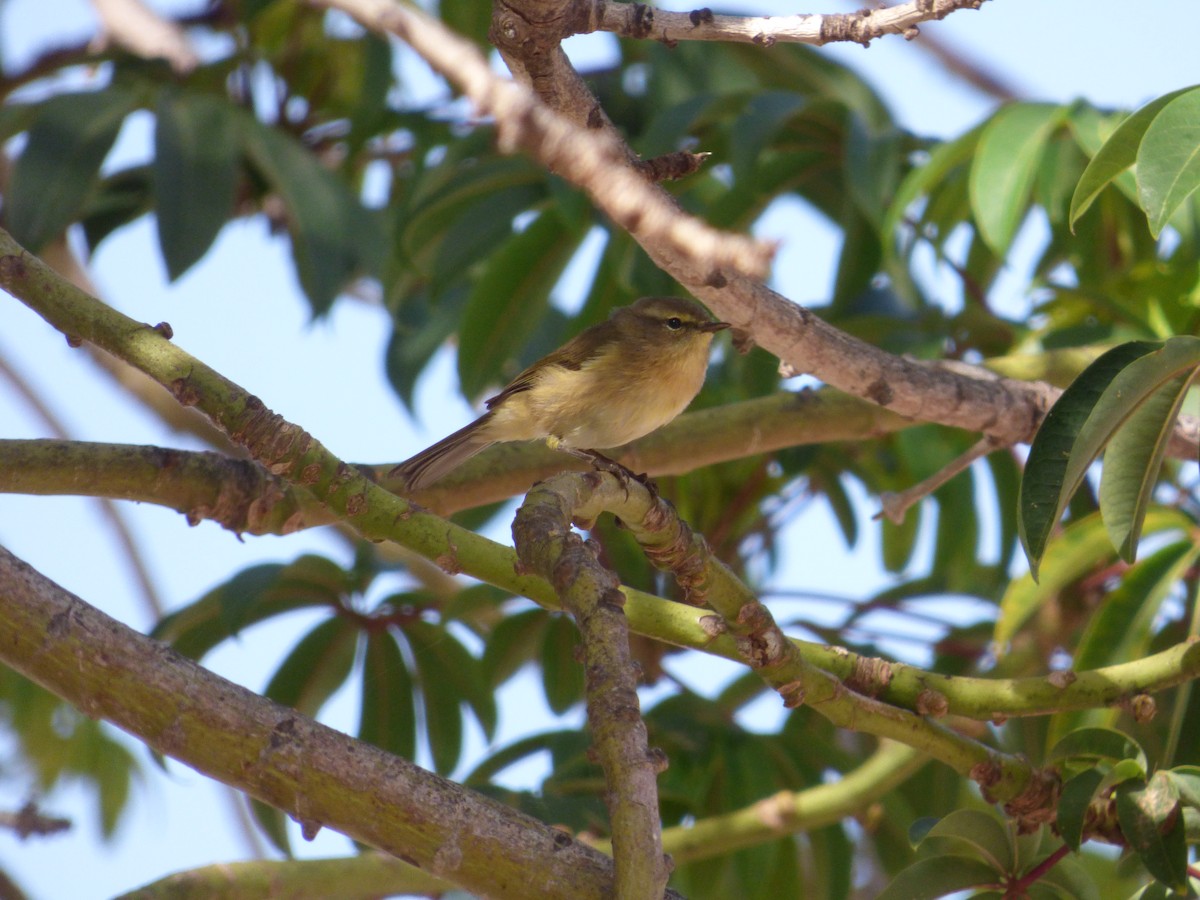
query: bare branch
[
  {"left": 597, "top": 0, "right": 989, "bottom": 47},
  {"left": 89, "top": 0, "right": 199, "bottom": 73},
  {"left": 876, "top": 435, "right": 1002, "bottom": 524}
]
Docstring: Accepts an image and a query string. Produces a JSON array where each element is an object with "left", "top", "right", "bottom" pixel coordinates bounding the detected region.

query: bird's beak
[{"left": 701, "top": 321, "right": 732, "bottom": 333}]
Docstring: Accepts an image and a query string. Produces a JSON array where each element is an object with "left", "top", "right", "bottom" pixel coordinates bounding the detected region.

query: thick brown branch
[{"left": 0, "top": 546, "right": 623, "bottom": 900}]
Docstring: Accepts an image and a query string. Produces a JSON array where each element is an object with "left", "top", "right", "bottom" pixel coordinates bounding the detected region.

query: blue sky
[{"left": 0, "top": 1, "right": 1197, "bottom": 896}]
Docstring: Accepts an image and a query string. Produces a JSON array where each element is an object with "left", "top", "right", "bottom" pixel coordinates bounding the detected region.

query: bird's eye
[{"left": 666, "top": 317, "right": 683, "bottom": 330}]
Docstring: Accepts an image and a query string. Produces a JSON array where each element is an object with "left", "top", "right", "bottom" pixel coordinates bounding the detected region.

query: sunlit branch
[{"left": 597, "top": 0, "right": 988, "bottom": 47}]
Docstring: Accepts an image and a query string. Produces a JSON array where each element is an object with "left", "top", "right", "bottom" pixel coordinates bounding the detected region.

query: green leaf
[
  {"left": 729, "top": 91, "right": 807, "bottom": 183},
  {"left": 250, "top": 796, "right": 291, "bottom": 857},
  {"left": 1163, "top": 766, "right": 1200, "bottom": 810},
  {"left": 239, "top": 113, "right": 383, "bottom": 314},
  {"left": 359, "top": 630, "right": 416, "bottom": 760},
  {"left": 1136, "top": 88, "right": 1200, "bottom": 237},
  {"left": 398, "top": 156, "right": 545, "bottom": 278},
  {"left": 882, "top": 124, "right": 982, "bottom": 259},
  {"left": 481, "top": 608, "right": 552, "bottom": 687},
  {"left": 152, "top": 556, "right": 349, "bottom": 660},
  {"left": 81, "top": 165, "right": 154, "bottom": 250},
  {"left": 1058, "top": 768, "right": 1105, "bottom": 851},
  {"left": 540, "top": 614, "right": 585, "bottom": 715},
  {"left": 154, "top": 90, "right": 240, "bottom": 279},
  {"left": 1036, "top": 853, "right": 1099, "bottom": 900},
  {"left": 1018, "top": 341, "right": 1161, "bottom": 577},
  {"left": 263, "top": 617, "right": 358, "bottom": 717},
  {"left": 969, "top": 103, "right": 1065, "bottom": 255},
  {"left": 1115, "top": 777, "right": 1188, "bottom": 893},
  {"left": 1069, "top": 86, "right": 1198, "bottom": 227},
  {"left": 405, "top": 620, "right": 496, "bottom": 772},
  {"left": 456, "top": 209, "right": 586, "bottom": 400},
  {"left": 1099, "top": 370, "right": 1196, "bottom": 560},
  {"left": 925, "top": 810, "right": 1013, "bottom": 871},
  {"left": 1073, "top": 540, "right": 1198, "bottom": 675},
  {"left": 1049, "top": 727, "right": 1148, "bottom": 771},
  {"left": 876, "top": 856, "right": 1001, "bottom": 900},
  {"left": 845, "top": 115, "right": 902, "bottom": 223},
  {"left": 999, "top": 513, "right": 1113, "bottom": 649},
  {"left": 7, "top": 89, "right": 138, "bottom": 252},
  {"left": 439, "top": 0, "right": 492, "bottom": 47}
]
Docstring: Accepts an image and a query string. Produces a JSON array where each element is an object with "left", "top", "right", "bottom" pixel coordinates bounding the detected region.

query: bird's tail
[{"left": 389, "top": 416, "right": 495, "bottom": 491}]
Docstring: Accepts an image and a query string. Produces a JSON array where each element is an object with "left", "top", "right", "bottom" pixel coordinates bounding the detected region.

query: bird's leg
[{"left": 548, "top": 439, "right": 659, "bottom": 498}]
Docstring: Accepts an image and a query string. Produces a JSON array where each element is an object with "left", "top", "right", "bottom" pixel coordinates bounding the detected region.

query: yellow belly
[{"left": 484, "top": 345, "right": 710, "bottom": 449}]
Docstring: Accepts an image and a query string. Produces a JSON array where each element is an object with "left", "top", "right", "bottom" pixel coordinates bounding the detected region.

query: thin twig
[{"left": 876, "top": 436, "right": 1001, "bottom": 524}]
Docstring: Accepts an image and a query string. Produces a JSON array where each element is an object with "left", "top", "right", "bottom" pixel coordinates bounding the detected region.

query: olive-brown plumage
[{"left": 391, "top": 296, "right": 729, "bottom": 491}]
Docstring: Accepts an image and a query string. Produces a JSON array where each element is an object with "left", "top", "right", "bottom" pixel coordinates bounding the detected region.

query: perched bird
[{"left": 391, "top": 296, "right": 730, "bottom": 491}]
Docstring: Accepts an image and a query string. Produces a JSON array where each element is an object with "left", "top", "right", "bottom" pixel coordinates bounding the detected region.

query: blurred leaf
[
  {"left": 456, "top": 208, "right": 586, "bottom": 399},
  {"left": 970, "top": 102, "right": 1064, "bottom": 256},
  {"left": 250, "top": 796, "right": 291, "bottom": 857},
  {"left": 1036, "top": 853, "right": 1099, "bottom": 900},
  {"left": 6, "top": 88, "right": 138, "bottom": 251},
  {"left": 481, "top": 607, "right": 552, "bottom": 687},
  {"left": 881, "top": 510, "right": 920, "bottom": 574},
  {"left": 1058, "top": 768, "right": 1105, "bottom": 851},
  {"left": 846, "top": 114, "right": 902, "bottom": 226},
  {"left": 81, "top": 165, "right": 154, "bottom": 250},
  {"left": 876, "top": 856, "right": 1001, "bottom": 900},
  {"left": 439, "top": 0, "right": 492, "bottom": 47},
  {"left": 1115, "top": 776, "right": 1188, "bottom": 893},
  {"left": 1049, "top": 727, "right": 1148, "bottom": 771},
  {"left": 154, "top": 90, "right": 240, "bottom": 279},
  {"left": 405, "top": 620, "right": 496, "bottom": 773},
  {"left": 398, "top": 156, "right": 545, "bottom": 281},
  {"left": 153, "top": 556, "right": 350, "bottom": 660},
  {"left": 240, "top": 113, "right": 384, "bottom": 313},
  {"left": 926, "top": 810, "right": 1012, "bottom": 870},
  {"left": 263, "top": 616, "right": 358, "bottom": 717},
  {"left": 1073, "top": 540, "right": 1199, "bottom": 672},
  {"left": 1018, "top": 341, "right": 1159, "bottom": 577},
  {"left": 1099, "top": 371, "right": 1195, "bottom": 560},
  {"left": 540, "top": 614, "right": 585, "bottom": 715},
  {"left": 1068, "top": 87, "right": 1197, "bottom": 227},
  {"left": 883, "top": 124, "right": 981, "bottom": 260},
  {"left": 729, "top": 91, "right": 806, "bottom": 183},
  {"left": 1136, "top": 88, "right": 1200, "bottom": 236},
  {"left": 359, "top": 630, "right": 416, "bottom": 760}
]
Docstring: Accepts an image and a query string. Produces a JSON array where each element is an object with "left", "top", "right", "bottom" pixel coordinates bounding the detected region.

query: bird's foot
[{"left": 579, "top": 450, "right": 658, "bottom": 500}]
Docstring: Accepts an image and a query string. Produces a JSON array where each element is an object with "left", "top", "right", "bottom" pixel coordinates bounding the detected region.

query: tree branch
[
  {"left": 118, "top": 853, "right": 453, "bottom": 900},
  {"left": 316, "top": 0, "right": 1172, "bottom": 475},
  {"left": 514, "top": 477, "right": 671, "bottom": 899},
  {"left": 529, "top": 470, "right": 1044, "bottom": 811},
  {"left": 596, "top": 0, "right": 988, "bottom": 48},
  {"left": 0, "top": 545, "right": 626, "bottom": 900},
  {"left": 7, "top": 435, "right": 1197, "bottom": 727}
]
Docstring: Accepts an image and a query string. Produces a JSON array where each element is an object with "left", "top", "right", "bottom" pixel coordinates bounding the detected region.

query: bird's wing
[{"left": 483, "top": 322, "right": 612, "bottom": 410}]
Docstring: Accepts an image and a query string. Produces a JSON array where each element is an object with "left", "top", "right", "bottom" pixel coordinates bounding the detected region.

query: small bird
[{"left": 391, "top": 296, "right": 730, "bottom": 491}]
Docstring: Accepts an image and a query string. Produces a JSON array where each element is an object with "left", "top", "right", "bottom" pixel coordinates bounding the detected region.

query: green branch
[
  {"left": 514, "top": 479, "right": 670, "bottom": 900},
  {"left": 4, "top": 436, "right": 1196, "bottom": 724}
]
